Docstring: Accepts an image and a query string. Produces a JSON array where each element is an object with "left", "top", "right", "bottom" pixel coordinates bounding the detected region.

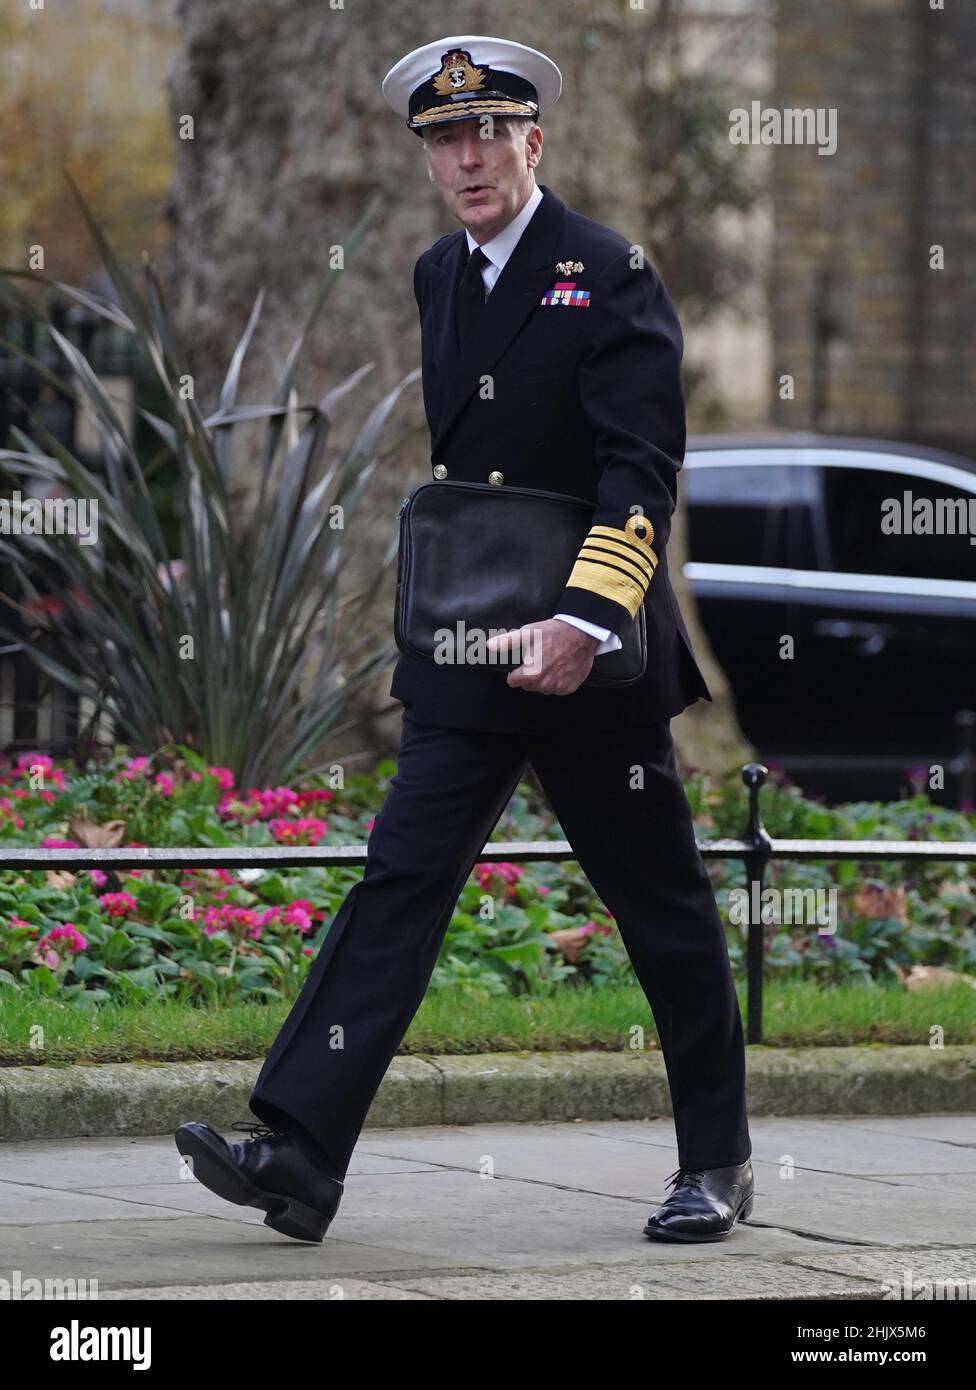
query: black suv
[{"left": 683, "top": 433, "right": 976, "bottom": 804}]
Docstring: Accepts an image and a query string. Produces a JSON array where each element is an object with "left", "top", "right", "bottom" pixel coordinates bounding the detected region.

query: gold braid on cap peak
[
  {"left": 412, "top": 98, "right": 537, "bottom": 127},
  {"left": 564, "top": 521, "right": 658, "bottom": 618}
]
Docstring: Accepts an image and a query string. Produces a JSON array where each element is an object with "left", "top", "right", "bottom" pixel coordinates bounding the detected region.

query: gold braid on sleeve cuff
[{"left": 564, "top": 517, "right": 658, "bottom": 620}]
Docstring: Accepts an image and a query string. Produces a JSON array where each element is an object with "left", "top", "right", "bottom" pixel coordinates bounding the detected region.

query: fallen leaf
[
  {"left": 548, "top": 926, "right": 590, "bottom": 965},
  {"left": 903, "top": 964, "right": 976, "bottom": 993},
  {"left": 853, "top": 884, "right": 908, "bottom": 923},
  {"left": 45, "top": 870, "right": 77, "bottom": 891},
  {"left": 67, "top": 816, "right": 126, "bottom": 849}
]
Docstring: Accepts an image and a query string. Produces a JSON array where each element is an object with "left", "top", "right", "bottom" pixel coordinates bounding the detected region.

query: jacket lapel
[
  {"left": 429, "top": 184, "right": 568, "bottom": 457},
  {"left": 427, "top": 235, "right": 465, "bottom": 384}
]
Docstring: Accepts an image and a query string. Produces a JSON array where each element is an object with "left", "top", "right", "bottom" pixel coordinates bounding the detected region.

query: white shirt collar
[{"left": 464, "top": 182, "right": 543, "bottom": 274}]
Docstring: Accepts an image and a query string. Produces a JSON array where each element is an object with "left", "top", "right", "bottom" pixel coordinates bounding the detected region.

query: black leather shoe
[
  {"left": 174, "top": 1120, "right": 343, "bottom": 1243},
  {"left": 643, "top": 1161, "right": 754, "bottom": 1242}
]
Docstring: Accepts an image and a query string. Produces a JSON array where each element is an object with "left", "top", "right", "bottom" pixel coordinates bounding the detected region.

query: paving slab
[{"left": 0, "top": 1115, "right": 973, "bottom": 1299}]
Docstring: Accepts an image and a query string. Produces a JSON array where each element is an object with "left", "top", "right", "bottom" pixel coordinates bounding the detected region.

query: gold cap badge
[{"left": 432, "top": 50, "right": 487, "bottom": 97}]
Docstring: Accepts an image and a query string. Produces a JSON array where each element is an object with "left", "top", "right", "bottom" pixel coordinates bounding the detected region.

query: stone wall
[{"left": 770, "top": 0, "right": 976, "bottom": 454}]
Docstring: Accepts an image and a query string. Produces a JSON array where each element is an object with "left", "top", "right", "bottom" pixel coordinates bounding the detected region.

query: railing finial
[{"left": 741, "top": 762, "right": 771, "bottom": 851}]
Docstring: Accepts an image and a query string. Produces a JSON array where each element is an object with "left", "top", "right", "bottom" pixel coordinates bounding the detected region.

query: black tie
[{"left": 455, "top": 246, "right": 489, "bottom": 348}]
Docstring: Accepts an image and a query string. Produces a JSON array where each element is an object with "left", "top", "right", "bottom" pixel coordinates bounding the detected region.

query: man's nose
[{"left": 457, "top": 133, "right": 485, "bottom": 166}]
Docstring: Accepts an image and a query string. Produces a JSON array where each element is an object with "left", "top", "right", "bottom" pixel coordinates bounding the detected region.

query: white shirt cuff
[{"left": 553, "top": 613, "right": 623, "bottom": 655}]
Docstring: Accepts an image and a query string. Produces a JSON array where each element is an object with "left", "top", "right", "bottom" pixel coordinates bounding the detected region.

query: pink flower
[
  {"left": 201, "top": 904, "right": 264, "bottom": 941},
  {"left": 228, "top": 908, "right": 262, "bottom": 939},
  {"left": 269, "top": 817, "right": 327, "bottom": 847},
  {"left": 37, "top": 922, "right": 87, "bottom": 957},
  {"left": 257, "top": 787, "right": 300, "bottom": 816},
  {"left": 207, "top": 765, "right": 236, "bottom": 790},
  {"left": 295, "top": 788, "right": 333, "bottom": 809},
  {"left": 119, "top": 756, "right": 151, "bottom": 781},
  {"left": 40, "top": 837, "right": 81, "bottom": 849},
  {"left": 0, "top": 797, "right": 25, "bottom": 829},
  {"left": 88, "top": 869, "right": 108, "bottom": 888},
  {"left": 256, "top": 900, "right": 320, "bottom": 937},
  {"left": 221, "top": 786, "right": 301, "bottom": 823},
  {"left": 14, "top": 752, "right": 65, "bottom": 790},
  {"left": 7, "top": 914, "right": 34, "bottom": 931},
  {"left": 202, "top": 905, "right": 223, "bottom": 934},
  {"left": 580, "top": 921, "right": 612, "bottom": 939},
  {"left": 98, "top": 890, "right": 138, "bottom": 918},
  {"left": 154, "top": 772, "right": 175, "bottom": 796},
  {"left": 474, "top": 861, "right": 525, "bottom": 901},
  {"left": 282, "top": 905, "right": 313, "bottom": 934}
]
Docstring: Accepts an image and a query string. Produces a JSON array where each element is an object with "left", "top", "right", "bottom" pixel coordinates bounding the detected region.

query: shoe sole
[
  {"left": 643, "top": 1193, "right": 754, "bottom": 1243},
  {"left": 174, "top": 1125, "right": 336, "bottom": 1243}
]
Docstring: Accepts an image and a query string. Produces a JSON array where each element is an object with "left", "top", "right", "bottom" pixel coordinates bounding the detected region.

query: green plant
[{"left": 0, "top": 172, "right": 418, "bottom": 784}]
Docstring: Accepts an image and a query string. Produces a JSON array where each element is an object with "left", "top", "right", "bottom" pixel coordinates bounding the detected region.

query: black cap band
[{"left": 408, "top": 56, "right": 540, "bottom": 135}]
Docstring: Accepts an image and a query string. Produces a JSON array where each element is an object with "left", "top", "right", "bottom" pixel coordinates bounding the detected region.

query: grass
[{"left": 1, "top": 979, "right": 974, "bottom": 1066}]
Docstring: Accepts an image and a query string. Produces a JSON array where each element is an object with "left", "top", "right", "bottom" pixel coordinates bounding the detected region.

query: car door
[{"left": 784, "top": 449, "right": 976, "bottom": 797}]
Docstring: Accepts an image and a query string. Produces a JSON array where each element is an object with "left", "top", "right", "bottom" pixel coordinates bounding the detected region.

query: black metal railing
[{"left": 2, "top": 763, "right": 974, "bottom": 1044}]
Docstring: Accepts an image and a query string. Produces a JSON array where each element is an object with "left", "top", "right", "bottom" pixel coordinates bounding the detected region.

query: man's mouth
[{"left": 460, "top": 185, "right": 492, "bottom": 196}]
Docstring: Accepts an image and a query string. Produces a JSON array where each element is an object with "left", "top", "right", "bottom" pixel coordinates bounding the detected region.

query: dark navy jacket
[{"left": 390, "top": 181, "right": 712, "bottom": 734}]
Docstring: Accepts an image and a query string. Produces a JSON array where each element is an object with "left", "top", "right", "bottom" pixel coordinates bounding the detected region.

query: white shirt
[{"left": 464, "top": 185, "right": 622, "bottom": 655}]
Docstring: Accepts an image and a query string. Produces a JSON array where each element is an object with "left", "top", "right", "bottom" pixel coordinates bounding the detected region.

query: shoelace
[
  {"left": 663, "top": 1167, "right": 706, "bottom": 1193},
  {"left": 228, "top": 1119, "right": 344, "bottom": 1190},
  {"left": 230, "top": 1121, "right": 284, "bottom": 1141}
]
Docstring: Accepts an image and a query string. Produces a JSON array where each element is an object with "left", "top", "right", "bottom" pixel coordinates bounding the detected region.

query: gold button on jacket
[
  {"left": 488, "top": 471, "right": 504, "bottom": 486},
  {"left": 433, "top": 464, "right": 448, "bottom": 479}
]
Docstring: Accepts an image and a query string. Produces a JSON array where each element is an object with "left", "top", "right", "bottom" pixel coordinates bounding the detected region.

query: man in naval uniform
[{"left": 176, "top": 34, "right": 754, "bottom": 1247}]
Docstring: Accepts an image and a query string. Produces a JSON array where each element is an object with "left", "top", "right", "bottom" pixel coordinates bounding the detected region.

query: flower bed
[{"left": 1, "top": 747, "right": 974, "bottom": 1007}]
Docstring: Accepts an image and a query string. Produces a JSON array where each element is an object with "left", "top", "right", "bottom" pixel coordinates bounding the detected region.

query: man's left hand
[{"left": 485, "top": 618, "right": 598, "bottom": 695}]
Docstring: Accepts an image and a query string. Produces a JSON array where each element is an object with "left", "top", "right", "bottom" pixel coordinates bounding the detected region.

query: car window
[
  {"left": 684, "top": 462, "right": 791, "bottom": 566},
  {"left": 783, "top": 465, "right": 826, "bottom": 570},
  {"left": 821, "top": 466, "right": 976, "bottom": 581}
]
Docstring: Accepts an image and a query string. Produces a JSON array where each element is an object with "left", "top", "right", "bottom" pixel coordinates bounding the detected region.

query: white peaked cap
[{"left": 382, "top": 35, "right": 562, "bottom": 136}]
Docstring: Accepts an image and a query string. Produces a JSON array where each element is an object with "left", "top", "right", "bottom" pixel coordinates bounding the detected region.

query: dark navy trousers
[{"left": 249, "top": 708, "right": 751, "bottom": 1178}]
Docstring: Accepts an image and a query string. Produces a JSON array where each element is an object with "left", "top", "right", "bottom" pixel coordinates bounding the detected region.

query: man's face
[{"left": 422, "top": 116, "right": 543, "bottom": 243}]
